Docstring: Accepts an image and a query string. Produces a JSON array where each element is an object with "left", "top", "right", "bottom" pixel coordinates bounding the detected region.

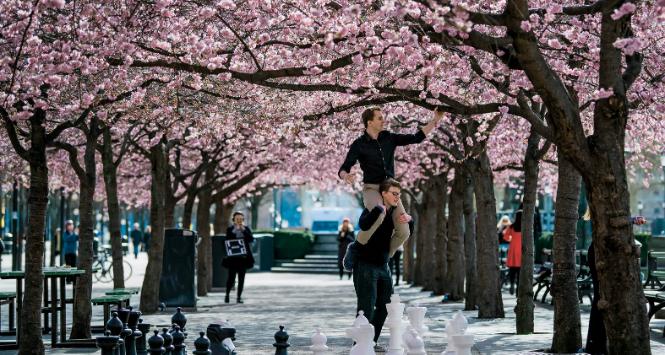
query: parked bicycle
[{"left": 93, "top": 245, "right": 133, "bottom": 283}]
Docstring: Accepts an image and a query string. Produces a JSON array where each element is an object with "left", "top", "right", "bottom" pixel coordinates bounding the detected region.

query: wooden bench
[
  {"left": 0, "top": 292, "right": 16, "bottom": 335},
  {"left": 533, "top": 249, "right": 593, "bottom": 305},
  {"left": 533, "top": 249, "right": 553, "bottom": 303},
  {"left": 644, "top": 251, "right": 665, "bottom": 290},
  {"left": 91, "top": 294, "right": 130, "bottom": 333}
]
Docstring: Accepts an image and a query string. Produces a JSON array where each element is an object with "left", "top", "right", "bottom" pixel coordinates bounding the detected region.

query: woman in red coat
[{"left": 503, "top": 210, "right": 522, "bottom": 295}]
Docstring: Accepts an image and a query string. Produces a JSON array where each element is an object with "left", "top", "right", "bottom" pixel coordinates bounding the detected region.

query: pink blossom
[
  {"left": 520, "top": 21, "right": 531, "bottom": 32},
  {"left": 594, "top": 88, "right": 614, "bottom": 100},
  {"left": 611, "top": 3, "right": 637, "bottom": 20},
  {"left": 499, "top": 106, "right": 509, "bottom": 115},
  {"left": 613, "top": 38, "right": 643, "bottom": 56},
  {"left": 45, "top": 0, "right": 65, "bottom": 9}
]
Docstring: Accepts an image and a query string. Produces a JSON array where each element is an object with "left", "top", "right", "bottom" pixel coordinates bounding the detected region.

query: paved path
[{"left": 0, "top": 252, "right": 664, "bottom": 354}]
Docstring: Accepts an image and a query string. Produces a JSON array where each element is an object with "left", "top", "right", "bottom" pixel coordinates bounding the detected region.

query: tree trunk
[
  {"left": 213, "top": 197, "right": 232, "bottom": 235},
  {"left": 101, "top": 128, "right": 125, "bottom": 289},
  {"left": 18, "top": 115, "right": 48, "bottom": 355},
  {"left": 446, "top": 169, "right": 465, "bottom": 300},
  {"left": 419, "top": 180, "right": 438, "bottom": 291},
  {"left": 516, "top": 130, "right": 540, "bottom": 334},
  {"left": 402, "top": 193, "right": 414, "bottom": 284},
  {"left": 412, "top": 200, "right": 426, "bottom": 287},
  {"left": 433, "top": 174, "right": 449, "bottom": 296},
  {"left": 164, "top": 186, "right": 176, "bottom": 229},
  {"left": 196, "top": 169, "right": 213, "bottom": 297},
  {"left": 470, "top": 151, "right": 504, "bottom": 318},
  {"left": 462, "top": 167, "right": 477, "bottom": 311},
  {"left": 181, "top": 191, "right": 197, "bottom": 230},
  {"left": 551, "top": 154, "right": 582, "bottom": 352},
  {"left": 140, "top": 140, "right": 168, "bottom": 313},
  {"left": 70, "top": 117, "right": 99, "bottom": 339}
]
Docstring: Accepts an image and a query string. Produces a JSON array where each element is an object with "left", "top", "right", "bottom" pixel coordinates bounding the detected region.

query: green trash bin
[
  {"left": 211, "top": 235, "right": 228, "bottom": 289},
  {"left": 159, "top": 228, "right": 197, "bottom": 308},
  {"left": 251, "top": 233, "right": 274, "bottom": 272}
]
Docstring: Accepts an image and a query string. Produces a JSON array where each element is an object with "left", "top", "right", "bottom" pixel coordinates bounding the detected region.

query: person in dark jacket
[
  {"left": 353, "top": 178, "right": 414, "bottom": 352},
  {"left": 338, "top": 107, "right": 444, "bottom": 259},
  {"left": 223, "top": 211, "right": 254, "bottom": 304},
  {"left": 338, "top": 218, "right": 355, "bottom": 280},
  {"left": 130, "top": 223, "right": 142, "bottom": 259},
  {"left": 142, "top": 225, "right": 152, "bottom": 252},
  {"left": 62, "top": 220, "right": 79, "bottom": 283}
]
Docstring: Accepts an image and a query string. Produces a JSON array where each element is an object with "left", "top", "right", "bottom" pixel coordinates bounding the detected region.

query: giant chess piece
[
  {"left": 207, "top": 322, "right": 237, "bottom": 355},
  {"left": 97, "top": 330, "right": 121, "bottom": 355},
  {"left": 385, "top": 294, "right": 407, "bottom": 355},
  {"left": 310, "top": 328, "right": 329, "bottom": 355},
  {"left": 171, "top": 325, "right": 187, "bottom": 355},
  {"left": 162, "top": 328, "right": 174, "bottom": 355},
  {"left": 148, "top": 330, "right": 165, "bottom": 355},
  {"left": 273, "top": 325, "right": 290, "bottom": 355},
  {"left": 442, "top": 311, "right": 472, "bottom": 355},
  {"left": 346, "top": 311, "right": 376, "bottom": 355},
  {"left": 193, "top": 332, "right": 212, "bottom": 355},
  {"left": 137, "top": 319, "right": 151, "bottom": 355},
  {"left": 123, "top": 323, "right": 136, "bottom": 355},
  {"left": 403, "top": 326, "right": 426, "bottom": 355},
  {"left": 106, "top": 312, "right": 126, "bottom": 355},
  {"left": 171, "top": 307, "right": 187, "bottom": 331},
  {"left": 406, "top": 306, "right": 429, "bottom": 336}
]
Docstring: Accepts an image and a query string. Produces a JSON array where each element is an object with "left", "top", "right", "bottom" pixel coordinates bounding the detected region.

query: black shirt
[
  {"left": 356, "top": 206, "right": 414, "bottom": 266},
  {"left": 339, "top": 129, "right": 426, "bottom": 184}
]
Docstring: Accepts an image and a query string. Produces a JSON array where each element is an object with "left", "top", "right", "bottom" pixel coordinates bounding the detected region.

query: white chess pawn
[
  {"left": 385, "top": 294, "right": 406, "bottom": 355},
  {"left": 451, "top": 311, "right": 468, "bottom": 335},
  {"left": 452, "top": 334, "right": 474, "bottom": 355},
  {"left": 406, "top": 306, "right": 429, "bottom": 336},
  {"left": 310, "top": 328, "right": 329, "bottom": 355},
  {"left": 403, "top": 326, "right": 427, "bottom": 355}
]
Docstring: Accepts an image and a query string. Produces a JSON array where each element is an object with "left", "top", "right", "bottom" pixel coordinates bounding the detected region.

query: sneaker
[{"left": 373, "top": 344, "right": 386, "bottom": 352}]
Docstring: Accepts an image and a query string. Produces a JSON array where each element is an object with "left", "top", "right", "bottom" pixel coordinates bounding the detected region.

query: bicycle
[{"left": 93, "top": 245, "right": 133, "bottom": 283}]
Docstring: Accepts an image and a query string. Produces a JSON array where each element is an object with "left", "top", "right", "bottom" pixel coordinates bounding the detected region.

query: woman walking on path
[
  {"left": 503, "top": 210, "right": 523, "bottom": 295},
  {"left": 223, "top": 211, "right": 254, "bottom": 304},
  {"left": 337, "top": 217, "right": 355, "bottom": 280}
]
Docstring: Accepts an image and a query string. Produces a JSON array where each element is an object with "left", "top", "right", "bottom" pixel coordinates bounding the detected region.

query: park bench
[
  {"left": 533, "top": 249, "right": 553, "bottom": 303},
  {"left": 0, "top": 292, "right": 16, "bottom": 335},
  {"left": 644, "top": 251, "right": 665, "bottom": 290},
  {"left": 533, "top": 249, "right": 593, "bottom": 305},
  {"left": 644, "top": 290, "right": 665, "bottom": 320},
  {"left": 91, "top": 294, "right": 131, "bottom": 333}
]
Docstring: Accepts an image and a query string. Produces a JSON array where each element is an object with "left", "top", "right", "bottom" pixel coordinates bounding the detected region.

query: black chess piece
[
  {"left": 97, "top": 330, "right": 120, "bottom": 355},
  {"left": 148, "top": 330, "right": 165, "bottom": 355},
  {"left": 162, "top": 328, "right": 174, "bottom": 355},
  {"left": 171, "top": 307, "right": 187, "bottom": 331},
  {"left": 137, "top": 319, "right": 151, "bottom": 355},
  {"left": 207, "top": 323, "right": 236, "bottom": 355},
  {"left": 171, "top": 325, "right": 186, "bottom": 355},
  {"left": 273, "top": 325, "right": 289, "bottom": 355},
  {"left": 193, "top": 332, "right": 212, "bottom": 355}
]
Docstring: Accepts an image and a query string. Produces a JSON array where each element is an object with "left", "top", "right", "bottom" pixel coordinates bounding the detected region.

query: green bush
[{"left": 255, "top": 228, "right": 314, "bottom": 260}]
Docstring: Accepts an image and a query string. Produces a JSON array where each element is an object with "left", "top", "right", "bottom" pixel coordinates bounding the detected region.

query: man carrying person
[
  {"left": 353, "top": 178, "right": 413, "bottom": 352},
  {"left": 338, "top": 107, "right": 443, "bottom": 253}
]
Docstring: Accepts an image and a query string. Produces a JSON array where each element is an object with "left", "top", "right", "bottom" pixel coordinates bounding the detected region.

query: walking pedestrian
[
  {"left": 130, "top": 223, "right": 142, "bottom": 259},
  {"left": 62, "top": 220, "right": 78, "bottom": 283},
  {"left": 338, "top": 217, "right": 355, "bottom": 280},
  {"left": 223, "top": 211, "right": 254, "bottom": 304},
  {"left": 143, "top": 225, "right": 151, "bottom": 252},
  {"left": 389, "top": 245, "right": 403, "bottom": 286},
  {"left": 503, "top": 210, "right": 522, "bottom": 295}
]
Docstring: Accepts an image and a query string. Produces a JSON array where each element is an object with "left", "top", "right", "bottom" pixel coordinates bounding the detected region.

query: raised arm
[{"left": 338, "top": 140, "right": 359, "bottom": 182}]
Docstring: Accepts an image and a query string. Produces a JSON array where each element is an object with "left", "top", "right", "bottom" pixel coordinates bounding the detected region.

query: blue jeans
[{"left": 353, "top": 260, "right": 393, "bottom": 342}]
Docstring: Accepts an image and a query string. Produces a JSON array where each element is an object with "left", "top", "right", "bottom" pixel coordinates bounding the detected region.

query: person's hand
[
  {"left": 398, "top": 213, "right": 412, "bottom": 224},
  {"left": 340, "top": 171, "right": 356, "bottom": 184},
  {"left": 433, "top": 107, "right": 444, "bottom": 122},
  {"left": 633, "top": 216, "right": 647, "bottom": 225}
]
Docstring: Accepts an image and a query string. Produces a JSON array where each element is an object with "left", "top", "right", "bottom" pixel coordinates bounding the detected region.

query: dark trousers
[
  {"left": 64, "top": 253, "right": 77, "bottom": 283},
  {"left": 226, "top": 268, "right": 246, "bottom": 300},
  {"left": 353, "top": 260, "right": 393, "bottom": 343},
  {"left": 339, "top": 266, "right": 351, "bottom": 280},
  {"left": 389, "top": 251, "right": 402, "bottom": 285}
]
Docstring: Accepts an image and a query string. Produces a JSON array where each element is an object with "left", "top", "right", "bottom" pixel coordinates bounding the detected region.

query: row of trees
[{"left": 1, "top": 1, "right": 663, "bottom": 354}]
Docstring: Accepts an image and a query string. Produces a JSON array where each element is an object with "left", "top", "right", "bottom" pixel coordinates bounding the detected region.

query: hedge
[{"left": 255, "top": 228, "right": 315, "bottom": 260}]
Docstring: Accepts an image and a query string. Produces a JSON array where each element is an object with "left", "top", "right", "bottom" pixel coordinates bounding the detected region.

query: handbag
[{"left": 222, "top": 239, "right": 254, "bottom": 269}]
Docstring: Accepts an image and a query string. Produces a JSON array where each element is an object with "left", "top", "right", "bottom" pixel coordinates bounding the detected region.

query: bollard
[
  {"left": 273, "top": 325, "right": 290, "bottom": 355},
  {"left": 148, "top": 330, "right": 165, "bottom": 355},
  {"left": 193, "top": 332, "right": 212, "bottom": 355},
  {"left": 97, "top": 330, "right": 120, "bottom": 355},
  {"left": 137, "top": 319, "right": 151, "bottom": 355}
]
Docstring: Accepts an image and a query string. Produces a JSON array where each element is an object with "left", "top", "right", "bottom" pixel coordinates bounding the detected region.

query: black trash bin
[
  {"left": 251, "top": 234, "right": 274, "bottom": 271},
  {"left": 211, "top": 235, "right": 228, "bottom": 291},
  {"left": 159, "top": 228, "right": 197, "bottom": 308}
]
